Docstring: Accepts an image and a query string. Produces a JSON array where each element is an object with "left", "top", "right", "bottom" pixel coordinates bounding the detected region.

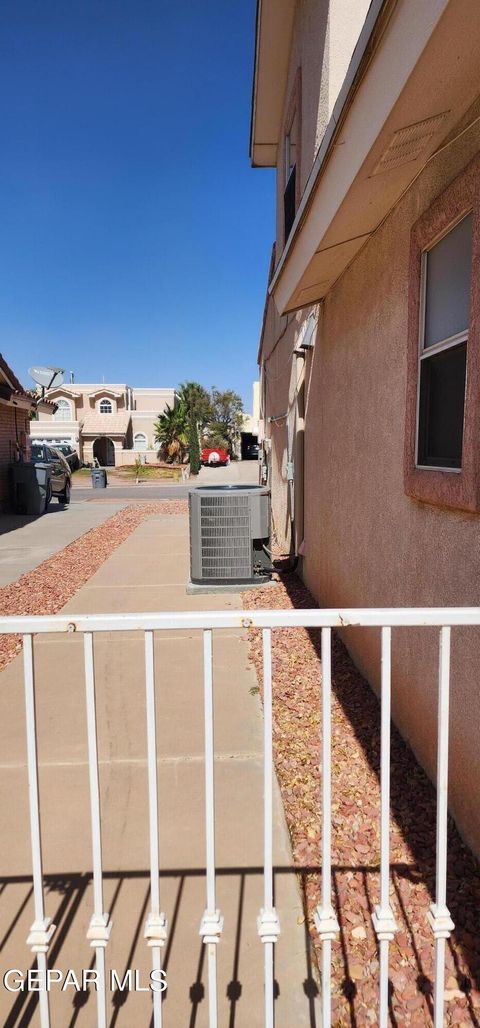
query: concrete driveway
[
  {"left": 0, "top": 510, "right": 320, "bottom": 1027},
  {"left": 0, "top": 500, "right": 127, "bottom": 586}
]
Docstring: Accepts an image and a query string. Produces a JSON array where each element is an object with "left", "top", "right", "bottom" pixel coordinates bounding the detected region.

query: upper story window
[
  {"left": 417, "top": 213, "right": 472, "bottom": 470},
  {"left": 133, "top": 432, "right": 147, "bottom": 451},
  {"left": 284, "top": 108, "right": 298, "bottom": 244},
  {"left": 54, "top": 398, "right": 72, "bottom": 422},
  {"left": 99, "top": 398, "right": 113, "bottom": 414}
]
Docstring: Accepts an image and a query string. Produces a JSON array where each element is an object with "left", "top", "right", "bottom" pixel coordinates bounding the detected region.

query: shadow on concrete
[
  {"left": 1, "top": 866, "right": 320, "bottom": 1028},
  {"left": 0, "top": 505, "right": 70, "bottom": 538}
]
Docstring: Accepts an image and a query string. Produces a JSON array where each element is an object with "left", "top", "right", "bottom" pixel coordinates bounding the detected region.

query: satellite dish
[{"left": 28, "top": 366, "right": 65, "bottom": 391}]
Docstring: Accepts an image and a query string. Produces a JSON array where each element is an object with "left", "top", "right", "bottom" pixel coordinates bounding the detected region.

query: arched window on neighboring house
[
  {"left": 133, "top": 432, "right": 148, "bottom": 451},
  {"left": 99, "top": 398, "right": 113, "bottom": 414},
  {"left": 54, "top": 398, "right": 72, "bottom": 422}
]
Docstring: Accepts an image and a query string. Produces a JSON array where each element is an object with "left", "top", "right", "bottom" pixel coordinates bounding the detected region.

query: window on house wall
[
  {"left": 284, "top": 108, "right": 298, "bottom": 243},
  {"left": 133, "top": 433, "right": 147, "bottom": 451},
  {"left": 99, "top": 398, "right": 113, "bottom": 414},
  {"left": 416, "top": 213, "right": 472, "bottom": 469},
  {"left": 54, "top": 398, "right": 72, "bottom": 422}
]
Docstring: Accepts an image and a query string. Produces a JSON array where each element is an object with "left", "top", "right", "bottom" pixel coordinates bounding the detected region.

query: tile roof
[
  {"left": 81, "top": 412, "right": 131, "bottom": 436},
  {"left": 0, "top": 356, "right": 57, "bottom": 409}
]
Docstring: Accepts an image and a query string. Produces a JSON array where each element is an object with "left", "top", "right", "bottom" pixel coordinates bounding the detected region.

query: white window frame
[
  {"left": 98, "top": 397, "right": 114, "bottom": 414},
  {"left": 284, "top": 122, "right": 296, "bottom": 186},
  {"left": 415, "top": 211, "right": 472, "bottom": 473},
  {"left": 133, "top": 432, "right": 148, "bottom": 452},
  {"left": 53, "top": 398, "right": 72, "bottom": 422}
]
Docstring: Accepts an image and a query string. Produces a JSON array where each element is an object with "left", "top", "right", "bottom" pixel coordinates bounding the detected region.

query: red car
[{"left": 201, "top": 446, "right": 230, "bottom": 467}]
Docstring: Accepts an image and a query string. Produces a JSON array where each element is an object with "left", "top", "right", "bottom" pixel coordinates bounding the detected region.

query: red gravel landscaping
[
  {"left": 0, "top": 501, "right": 187, "bottom": 673},
  {"left": 243, "top": 574, "right": 480, "bottom": 1027}
]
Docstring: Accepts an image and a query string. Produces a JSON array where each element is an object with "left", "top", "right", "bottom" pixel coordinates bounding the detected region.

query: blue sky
[{"left": 0, "top": 1, "right": 275, "bottom": 410}]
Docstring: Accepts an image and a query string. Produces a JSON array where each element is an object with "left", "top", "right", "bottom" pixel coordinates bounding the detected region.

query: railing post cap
[
  {"left": 372, "top": 905, "right": 397, "bottom": 941},
  {"left": 257, "top": 907, "right": 281, "bottom": 943},
  {"left": 199, "top": 909, "right": 224, "bottom": 944},
  {"left": 314, "top": 904, "right": 340, "bottom": 941},
  {"left": 145, "top": 912, "right": 168, "bottom": 947},
  {"left": 427, "top": 903, "right": 454, "bottom": 939},
  {"left": 87, "top": 912, "right": 112, "bottom": 948},
  {"left": 27, "top": 917, "right": 56, "bottom": 953}
]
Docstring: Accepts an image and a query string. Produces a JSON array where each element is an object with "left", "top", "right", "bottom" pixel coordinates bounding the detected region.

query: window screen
[
  {"left": 424, "top": 214, "right": 472, "bottom": 347},
  {"left": 417, "top": 214, "right": 472, "bottom": 469}
]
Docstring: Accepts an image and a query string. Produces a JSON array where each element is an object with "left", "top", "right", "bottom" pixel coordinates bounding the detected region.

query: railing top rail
[{"left": 1, "top": 607, "right": 480, "bottom": 634}]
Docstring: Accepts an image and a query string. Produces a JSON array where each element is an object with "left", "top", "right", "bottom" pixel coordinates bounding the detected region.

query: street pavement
[
  {"left": 0, "top": 506, "right": 320, "bottom": 1027},
  {"left": 71, "top": 459, "right": 260, "bottom": 502}
]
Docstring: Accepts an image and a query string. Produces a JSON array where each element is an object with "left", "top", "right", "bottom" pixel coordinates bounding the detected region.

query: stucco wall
[
  {"left": 133, "top": 388, "right": 175, "bottom": 413},
  {"left": 300, "top": 125, "right": 480, "bottom": 855}
]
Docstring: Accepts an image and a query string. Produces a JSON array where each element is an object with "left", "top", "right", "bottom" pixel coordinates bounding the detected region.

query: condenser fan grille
[{"left": 199, "top": 494, "right": 252, "bottom": 579}]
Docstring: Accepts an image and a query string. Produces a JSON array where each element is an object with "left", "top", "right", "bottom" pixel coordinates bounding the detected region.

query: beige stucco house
[
  {"left": 252, "top": 0, "right": 480, "bottom": 856},
  {"left": 30, "top": 382, "right": 177, "bottom": 466}
]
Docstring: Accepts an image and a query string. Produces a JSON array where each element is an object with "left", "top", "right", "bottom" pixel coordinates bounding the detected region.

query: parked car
[
  {"left": 201, "top": 446, "right": 230, "bottom": 467},
  {"left": 245, "top": 442, "right": 260, "bottom": 460},
  {"left": 30, "top": 443, "right": 72, "bottom": 504},
  {"left": 54, "top": 444, "right": 79, "bottom": 471}
]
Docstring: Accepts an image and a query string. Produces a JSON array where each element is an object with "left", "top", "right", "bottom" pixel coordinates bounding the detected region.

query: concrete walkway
[
  {"left": 0, "top": 500, "right": 127, "bottom": 586},
  {"left": 0, "top": 512, "right": 320, "bottom": 1027}
]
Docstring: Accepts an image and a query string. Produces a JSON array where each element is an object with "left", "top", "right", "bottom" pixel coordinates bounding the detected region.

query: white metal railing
[{"left": 0, "top": 606, "right": 476, "bottom": 1028}]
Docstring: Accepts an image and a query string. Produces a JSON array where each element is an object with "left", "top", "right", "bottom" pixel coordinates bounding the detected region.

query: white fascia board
[{"left": 270, "top": 0, "right": 452, "bottom": 312}]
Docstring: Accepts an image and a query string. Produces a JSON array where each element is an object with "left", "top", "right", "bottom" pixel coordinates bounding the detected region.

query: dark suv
[{"left": 30, "top": 443, "right": 72, "bottom": 505}]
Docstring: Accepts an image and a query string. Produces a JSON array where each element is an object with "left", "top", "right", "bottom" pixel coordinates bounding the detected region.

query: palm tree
[
  {"left": 154, "top": 404, "right": 187, "bottom": 463},
  {"left": 177, "top": 381, "right": 212, "bottom": 427}
]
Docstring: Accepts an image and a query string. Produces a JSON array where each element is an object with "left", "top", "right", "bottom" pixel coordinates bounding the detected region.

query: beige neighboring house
[
  {"left": 241, "top": 381, "right": 260, "bottom": 437},
  {"left": 252, "top": 0, "right": 480, "bottom": 857},
  {"left": 30, "top": 383, "right": 177, "bottom": 466}
]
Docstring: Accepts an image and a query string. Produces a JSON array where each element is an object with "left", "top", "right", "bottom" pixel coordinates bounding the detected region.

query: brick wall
[{"left": 0, "top": 405, "right": 30, "bottom": 512}]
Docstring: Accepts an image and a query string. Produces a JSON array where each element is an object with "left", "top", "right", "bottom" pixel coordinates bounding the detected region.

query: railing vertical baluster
[
  {"left": 143, "top": 630, "right": 167, "bottom": 1027},
  {"left": 428, "top": 626, "right": 454, "bottom": 1027},
  {"left": 372, "top": 627, "right": 397, "bottom": 1026},
  {"left": 199, "top": 629, "right": 223, "bottom": 1028},
  {"left": 83, "top": 632, "right": 112, "bottom": 1028},
  {"left": 314, "top": 627, "right": 339, "bottom": 1028},
  {"left": 257, "top": 628, "right": 280, "bottom": 1028},
  {"left": 23, "top": 634, "right": 55, "bottom": 1028}
]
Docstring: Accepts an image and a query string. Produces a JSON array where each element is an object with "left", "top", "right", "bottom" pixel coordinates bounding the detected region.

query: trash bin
[
  {"left": 91, "top": 467, "right": 107, "bottom": 489},
  {"left": 9, "top": 462, "right": 52, "bottom": 515}
]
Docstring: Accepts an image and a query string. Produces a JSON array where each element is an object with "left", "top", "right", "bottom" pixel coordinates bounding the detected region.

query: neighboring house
[
  {"left": 251, "top": 0, "right": 480, "bottom": 856},
  {"left": 0, "top": 353, "right": 54, "bottom": 511},
  {"left": 31, "top": 383, "right": 177, "bottom": 466}
]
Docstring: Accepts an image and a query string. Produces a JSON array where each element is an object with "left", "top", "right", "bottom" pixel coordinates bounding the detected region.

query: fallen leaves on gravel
[
  {"left": 0, "top": 501, "right": 187, "bottom": 672},
  {"left": 243, "top": 574, "right": 480, "bottom": 1026}
]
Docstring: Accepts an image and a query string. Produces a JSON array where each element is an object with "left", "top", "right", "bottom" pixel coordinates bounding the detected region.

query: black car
[
  {"left": 245, "top": 442, "right": 260, "bottom": 460},
  {"left": 30, "top": 443, "right": 72, "bottom": 505}
]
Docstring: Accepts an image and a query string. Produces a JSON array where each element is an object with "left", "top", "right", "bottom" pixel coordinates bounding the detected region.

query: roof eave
[
  {"left": 270, "top": 0, "right": 480, "bottom": 314},
  {"left": 249, "top": 0, "right": 296, "bottom": 168}
]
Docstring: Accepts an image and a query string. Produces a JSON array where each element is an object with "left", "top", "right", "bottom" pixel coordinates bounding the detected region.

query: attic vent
[{"left": 372, "top": 112, "right": 448, "bottom": 175}]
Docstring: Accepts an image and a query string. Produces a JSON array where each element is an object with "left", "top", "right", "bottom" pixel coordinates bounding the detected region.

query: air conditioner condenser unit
[{"left": 189, "top": 485, "right": 271, "bottom": 587}]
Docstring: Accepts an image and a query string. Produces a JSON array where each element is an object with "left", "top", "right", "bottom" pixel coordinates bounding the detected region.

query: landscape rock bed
[
  {"left": 243, "top": 575, "right": 480, "bottom": 1027},
  {"left": 0, "top": 501, "right": 188, "bottom": 672}
]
